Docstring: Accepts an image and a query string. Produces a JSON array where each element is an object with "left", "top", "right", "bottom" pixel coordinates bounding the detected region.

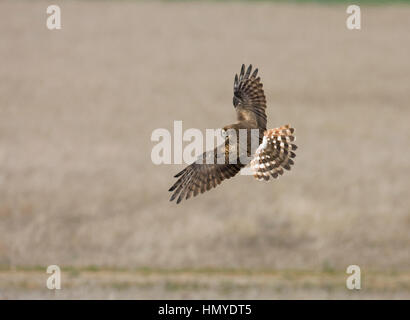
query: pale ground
[
  {"left": 1, "top": 268, "right": 410, "bottom": 299},
  {"left": 0, "top": 0, "right": 409, "bottom": 299}
]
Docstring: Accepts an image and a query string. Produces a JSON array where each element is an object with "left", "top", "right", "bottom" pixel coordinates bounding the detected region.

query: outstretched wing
[
  {"left": 233, "top": 64, "right": 267, "bottom": 131},
  {"left": 250, "top": 125, "right": 297, "bottom": 181},
  {"left": 169, "top": 145, "right": 242, "bottom": 204}
]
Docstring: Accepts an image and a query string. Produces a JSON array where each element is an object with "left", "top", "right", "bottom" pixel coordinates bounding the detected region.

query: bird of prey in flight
[{"left": 169, "top": 64, "right": 297, "bottom": 203}]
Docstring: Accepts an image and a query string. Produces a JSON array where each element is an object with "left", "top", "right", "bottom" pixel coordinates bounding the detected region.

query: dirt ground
[{"left": 0, "top": 0, "right": 409, "bottom": 299}]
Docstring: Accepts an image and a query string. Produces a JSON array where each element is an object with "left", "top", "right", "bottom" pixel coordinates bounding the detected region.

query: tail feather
[{"left": 250, "top": 125, "right": 297, "bottom": 181}]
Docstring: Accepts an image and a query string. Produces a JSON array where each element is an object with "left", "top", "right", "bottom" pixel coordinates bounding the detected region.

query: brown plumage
[{"left": 169, "top": 64, "right": 297, "bottom": 203}]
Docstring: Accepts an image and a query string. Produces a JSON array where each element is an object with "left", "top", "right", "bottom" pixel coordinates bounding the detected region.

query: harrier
[{"left": 169, "top": 65, "right": 297, "bottom": 203}]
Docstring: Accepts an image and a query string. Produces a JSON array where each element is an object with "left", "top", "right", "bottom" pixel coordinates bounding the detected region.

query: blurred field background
[{"left": 0, "top": 0, "right": 409, "bottom": 299}]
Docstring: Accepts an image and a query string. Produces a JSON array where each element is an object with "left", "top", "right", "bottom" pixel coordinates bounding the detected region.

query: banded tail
[{"left": 250, "top": 125, "right": 297, "bottom": 181}]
